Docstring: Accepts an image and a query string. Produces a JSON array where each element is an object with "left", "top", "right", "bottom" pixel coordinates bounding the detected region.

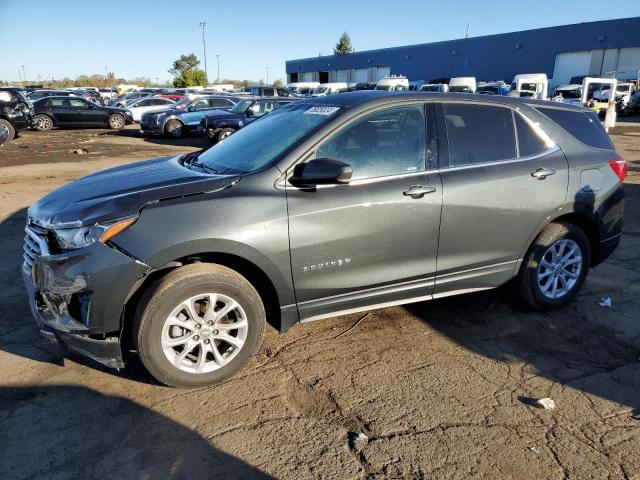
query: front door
[
  {"left": 434, "top": 101, "right": 569, "bottom": 295},
  {"left": 286, "top": 103, "right": 442, "bottom": 321}
]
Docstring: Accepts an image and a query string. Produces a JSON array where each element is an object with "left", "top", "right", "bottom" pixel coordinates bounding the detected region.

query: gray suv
[{"left": 23, "top": 92, "right": 626, "bottom": 387}]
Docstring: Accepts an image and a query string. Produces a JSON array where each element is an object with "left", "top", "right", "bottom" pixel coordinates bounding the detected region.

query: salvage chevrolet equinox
[{"left": 23, "top": 92, "right": 626, "bottom": 387}]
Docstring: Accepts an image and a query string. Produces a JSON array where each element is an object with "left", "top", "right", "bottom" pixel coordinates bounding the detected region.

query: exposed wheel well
[
  {"left": 549, "top": 213, "right": 600, "bottom": 266},
  {"left": 120, "top": 253, "right": 282, "bottom": 355}
]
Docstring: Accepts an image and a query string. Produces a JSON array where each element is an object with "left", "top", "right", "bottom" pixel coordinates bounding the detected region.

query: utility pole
[
  {"left": 266, "top": 66, "right": 269, "bottom": 85},
  {"left": 216, "top": 54, "right": 220, "bottom": 83},
  {"left": 199, "top": 22, "right": 208, "bottom": 80},
  {"left": 465, "top": 22, "right": 470, "bottom": 39},
  {"left": 17, "top": 67, "right": 22, "bottom": 83},
  {"left": 21, "top": 65, "right": 26, "bottom": 83}
]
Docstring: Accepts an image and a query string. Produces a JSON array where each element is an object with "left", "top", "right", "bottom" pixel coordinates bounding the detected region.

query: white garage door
[
  {"left": 377, "top": 66, "right": 391, "bottom": 81},
  {"left": 617, "top": 47, "right": 640, "bottom": 76},
  {"left": 336, "top": 69, "right": 349, "bottom": 83},
  {"left": 355, "top": 68, "right": 368, "bottom": 83},
  {"left": 553, "top": 51, "right": 591, "bottom": 86}
]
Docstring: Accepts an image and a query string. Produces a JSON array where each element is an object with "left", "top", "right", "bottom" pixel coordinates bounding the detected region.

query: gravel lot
[{"left": 1, "top": 123, "right": 639, "bottom": 479}]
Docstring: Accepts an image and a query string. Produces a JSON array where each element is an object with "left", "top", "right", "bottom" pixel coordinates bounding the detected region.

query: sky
[{"left": 1, "top": 0, "right": 639, "bottom": 84}]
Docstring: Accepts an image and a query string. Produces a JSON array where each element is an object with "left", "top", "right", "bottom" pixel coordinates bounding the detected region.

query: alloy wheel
[
  {"left": 537, "top": 239, "right": 582, "bottom": 299},
  {"left": 161, "top": 293, "right": 249, "bottom": 374}
]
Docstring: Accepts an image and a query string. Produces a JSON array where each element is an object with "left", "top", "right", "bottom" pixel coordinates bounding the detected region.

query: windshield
[
  {"left": 554, "top": 88, "right": 581, "bottom": 99},
  {"left": 421, "top": 85, "right": 439, "bottom": 92},
  {"left": 197, "top": 103, "right": 341, "bottom": 175},
  {"left": 520, "top": 82, "right": 539, "bottom": 92},
  {"left": 230, "top": 100, "right": 252, "bottom": 114},
  {"left": 476, "top": 85, "right": 499, "bottom": 94},
  {"left": 449, "top": 86, "right": 471, "bottom": 93},
  {"left": 312, "top": 86, "right": 328, "bottom": 94},
  {"left": 171, "top": 98, "right": 190, "bottom": 109},
  {"left": 375, "top": 85, "right": 391, "bottom": 91}
]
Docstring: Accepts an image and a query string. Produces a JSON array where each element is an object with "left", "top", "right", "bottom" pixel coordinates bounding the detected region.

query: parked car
[
  {"left": 110, "top": 91, "right": 151, "bottom": 107},
  {"left": 552, "top": 84, "right": 583, "bottom": 104},
  {"left": 27, "top": 90, "right": 76, "bottom": 102},
  {"left": 449, "top": 77, "right": 477, "bottom": 93},
  {"left": 420, "top": 83, "right": 449, "bottom": 92},
  {"left": 99, "top": 88, "right": 117, "bottom": 102},
  {"left": 0, "top": 87, "right": 36, "bottom": 142},
  {"left": 375, "top": 75, "right": 409, "bottom": 91},
  {"left": 22, "top": 92, "right": 625, "bottom": 387},
  {"left": 249, "top": 86, "right": 292, "bottom": 97},
  {"left": 348, "top": 82, "right": 377, "bottom": 91},
  {"left": 155, "top": 94, "right": 185, "bottom": 101},
  {"left": 476, "top": 81, "right": 511, "bottom": 95},
  {"left": 510, "top": 73, "right": 548, "bottom": 99},
  {"left": 140, "top": 95, "right": 241, "bottom": 137},
  {"left": 32, "top": 96, "right": 134, "bottom": 130},
  {"left": 311, "top": 83, "right": 348, "bottom": 96},
  {"left": 592, "top": 82, "right": 639, "bottom": 115},
  {"left": 125, "top": 97, "right": 176, "bottom": 122},
  {"left": 199, "top": 97, "right": 297, "bottom": 143}
]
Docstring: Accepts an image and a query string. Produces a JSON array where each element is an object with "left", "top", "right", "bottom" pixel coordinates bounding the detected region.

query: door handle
[
  {"left": 403, "top": 185, "right": 436, "bottom": 199},
  {"left": 531, "top": 168, "right": 556, "bottom": 180}
]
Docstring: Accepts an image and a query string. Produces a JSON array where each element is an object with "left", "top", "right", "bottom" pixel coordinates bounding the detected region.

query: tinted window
[
  {"left": 49, "top": 98, "right": 69, "bottom": 108},
  {"left": 315, "top": 104, "right": 426, "bottom": 180},
  {"left": 191, "top": 100, "right": 209, "bottom": 110},
  {"left": 209, "top": 99, "right": 229, "bottom": 108},
  {"left": 515, "top": 113, "right": 550, "bottom": 157},
  {"left": 534, "top": 107, "right": 613, "bottom": 150},
  {"left": 444, "top": 104, "right": 516, "bottom": 166},
  {"left": 263, "top": 88, "right": 275, "bottom": 96}
]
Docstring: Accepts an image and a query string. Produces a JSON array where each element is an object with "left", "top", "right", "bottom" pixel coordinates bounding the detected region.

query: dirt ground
[{"left": 0, "top": 123, "right": 639, "bottom": 480}]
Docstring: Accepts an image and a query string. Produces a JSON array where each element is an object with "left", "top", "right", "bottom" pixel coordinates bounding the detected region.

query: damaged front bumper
[{"left": 22, "top": 239, "right": 150, "bottom": 369}]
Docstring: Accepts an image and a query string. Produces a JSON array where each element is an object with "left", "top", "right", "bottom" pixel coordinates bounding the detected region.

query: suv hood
[{"left": 28, "top": 155, "right": 239, "bottom": 228}]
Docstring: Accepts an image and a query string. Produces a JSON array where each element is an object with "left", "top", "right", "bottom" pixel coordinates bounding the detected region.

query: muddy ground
[{"left": 0, "top": 124, "right": 639, "bottom": 479}]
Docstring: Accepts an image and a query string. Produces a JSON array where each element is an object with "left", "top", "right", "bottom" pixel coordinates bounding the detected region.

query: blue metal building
[{"left": 286, "top": 17, "right": 640, "bottom": 87}]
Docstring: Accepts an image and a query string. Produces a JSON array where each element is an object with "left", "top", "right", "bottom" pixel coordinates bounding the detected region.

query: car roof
[{"left": 299, "top": 90, "right": 586, "bottom": 111}]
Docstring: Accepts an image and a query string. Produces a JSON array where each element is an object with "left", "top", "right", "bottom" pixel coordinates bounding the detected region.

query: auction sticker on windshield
[{"left": 304, "top": 106, "right": 341, "bottom": 115}]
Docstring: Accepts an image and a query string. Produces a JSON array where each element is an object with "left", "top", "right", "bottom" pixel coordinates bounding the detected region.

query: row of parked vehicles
[{"left": 1, "top": 71, "right": 638, "bottom": 146}]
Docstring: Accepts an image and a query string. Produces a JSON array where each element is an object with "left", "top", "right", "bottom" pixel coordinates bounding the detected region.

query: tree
[
  {"left": 333, "top": 32, "right": 354, "bottom": 55},
  {"left": 273, "top": 79, "right": 284, "bottom": 88},
  {"left": 169, "top": 53, "right": 208, "bottom": 87}
]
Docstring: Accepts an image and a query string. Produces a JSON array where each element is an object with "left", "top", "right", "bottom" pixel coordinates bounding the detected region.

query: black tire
[
  {"left": 134, "top": 263, "right": 266, "bottom": 388},
  {"left": 34, "top": 114, "right": 54, "bottom": 131},
  {"left": 164, "top": 119, "right": 183, "bottom": 138},
  {"left": 0, "top": 119, "right": 15, "bottom": 142},
  {"left": 216, "top": 127, "right": 235, "bottom": 143},
  {"left": 108, "top": 114, "right": 125, "bottom": 130},
  {"left": 516, "top": 222, "right": 590, "bottom": 309}
]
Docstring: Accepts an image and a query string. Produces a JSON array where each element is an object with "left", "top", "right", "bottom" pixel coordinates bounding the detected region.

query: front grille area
[{"left": 23, "top": 223, "right": 49, "bottom": 274}]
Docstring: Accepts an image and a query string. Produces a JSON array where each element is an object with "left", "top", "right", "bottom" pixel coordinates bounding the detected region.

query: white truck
[
  {"left": 510, "top": 73, "right": 548, "bottom": 100},
  {"left": 374, "top": 75, "right": 409, "bottom": 91},
  {"left": 311, "top": 83, "right": 348, "bottom": 96},
  {"left": 420, "top": 83, "right": 449, "bottom": 92},
  {"left": 448, "top": 77, "right": 476, "bottom": 93},
  {"left": 288, "top": 82, "right": 320, "bottom": 96}
]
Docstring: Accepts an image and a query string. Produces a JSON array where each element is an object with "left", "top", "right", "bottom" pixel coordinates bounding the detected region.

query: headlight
[{"left": 53, "top": 216, "right": 137, "bottom": 250}]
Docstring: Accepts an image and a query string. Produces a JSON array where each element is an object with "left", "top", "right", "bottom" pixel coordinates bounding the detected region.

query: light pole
[
  {"left": 104, "top": 66, "right": 108, "bottom": 87},
  {"left": 216, "top": 54, "right": 220, "bottom": 83},
  {"left": 266, "top": 66, "right": 269, "bottom": 85},
  {"left": 21, "top": 65, "right": 26, "bottom": 83},
  {"left": 199, "top": 22, "right": 208, "bottom": 81},
  {"left": 17, "top": 67, "right": 22, "bottom": 83}
]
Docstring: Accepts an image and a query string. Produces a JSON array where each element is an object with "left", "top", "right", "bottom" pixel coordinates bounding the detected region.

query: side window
[
  {"left": 314, "top": 104, "right": 426, "bottom": 180},
  {"left": 443, "top": 103, "right": 516, "bottom": 166},
  {"left": 137, "top": 99, "right": 151, "bottom": 107},
  {"left": 514, "top": 113, "right": 551, "bottom": 157},
  {"left": 69, "top": 98, "right": 88, "bottom": 109},
  {"left": 277, "top": 88, "right": 290, "bottom": 97},
  {"left": 534, "top": 107, "right": 613, "bottom": 150},
  {"left": 191, "top": 100, "right": 208, "bottom": 110},
  {"left": 209, "top": 99, "right": 228, "bottom": 108},
  {"left": 51, "top": 98, "right": 69, "bottom": 108},
  {"left": 263, "top": 88, "right": 275, "bottom": 96},
  {"left": 225, "top": 99, "right": 235, "bottom": 107}
]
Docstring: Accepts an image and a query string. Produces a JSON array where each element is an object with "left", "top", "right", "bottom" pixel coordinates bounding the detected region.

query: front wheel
[
  {"left": 34, "top": 114, "right": 53, "bottom": 131},
  {"left": 516, "top": 222, "right": 590, "bottom": 309},
  {"left": 216, "top": 127, "right": 235, "bottom": 143},
  {"left": 0, "top": 119, "right": 15, "bottom": 142},
  {"left": 165, "top": 119, "right": 183, "bottom": 138},
  {"left": 108, "top": 114, "right": 125, "bottom": 130},
  {"left": 134, "top": 264, "right": 266, "bottom": 387}
]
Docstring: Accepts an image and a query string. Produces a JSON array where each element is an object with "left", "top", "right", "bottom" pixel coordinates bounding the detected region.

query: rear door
[
  {"left": 286, "top": 102, "right": 442, "bottom": 321},
  {"left": 49, "top": 98, "right": 73, "bottom": 124},
  {"left": 434, "top": 101, "right": 568, "bottom": 295}
]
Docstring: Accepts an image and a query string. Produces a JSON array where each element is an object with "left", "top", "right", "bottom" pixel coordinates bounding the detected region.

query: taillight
[{"left": 609, "top": 157, "right": 628, "bottom": 182}]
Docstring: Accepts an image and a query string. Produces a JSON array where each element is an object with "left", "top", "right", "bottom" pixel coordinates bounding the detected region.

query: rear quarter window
[{"left": 534, "top": 107, "right": 613, "bottom": 150}]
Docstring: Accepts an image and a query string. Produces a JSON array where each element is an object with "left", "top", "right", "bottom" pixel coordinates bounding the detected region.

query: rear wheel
[
  {"left": 108, "top": 114, "right": 125, "bottom": 130},
  {"left": 134, "top": 264, "right": 266, "bottom": 387},
  {"left": 0, "top": 119, "right": 15, "bottom": 142},
  {"left": 34, "top": 114, "right": 53, "bottom": 131},
  {"left": 165, "top": 119, "right": 183, "bottom": 138},
  {"left": 516, "top": 222, "right": 590, "bottom": 309}
]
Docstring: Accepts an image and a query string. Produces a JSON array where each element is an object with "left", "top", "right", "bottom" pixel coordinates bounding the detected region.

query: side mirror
[
  {"left": 187, "top": 105, "right": 195, "bottom": 112},
  {"left": 289, "top": 158, "right": 352, "bottom": 187},
  {"left": 245, "top": 109, "right": 254, "bottom": 117}
]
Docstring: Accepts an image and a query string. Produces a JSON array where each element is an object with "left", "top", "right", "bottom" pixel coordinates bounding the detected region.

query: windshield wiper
[{"left": 182, "top": 151, "right": 221, "bottom": 174}]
